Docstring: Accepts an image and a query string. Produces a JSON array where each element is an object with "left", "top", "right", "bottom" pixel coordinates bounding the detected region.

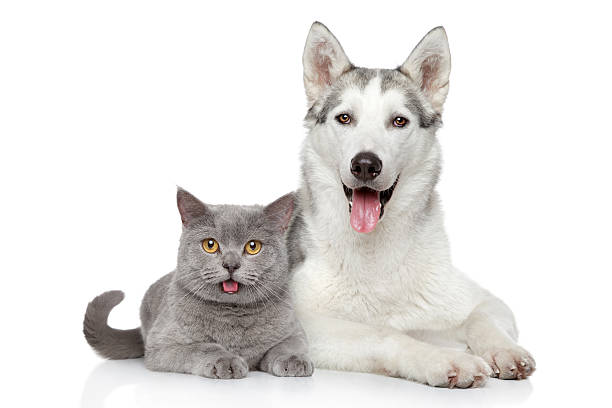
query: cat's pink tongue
[
  {"left": 222, "top": 279, "right": 238, "bottom": 293},
  {"left": 350, "top": 188, "right": 380, "bottom": 234}
]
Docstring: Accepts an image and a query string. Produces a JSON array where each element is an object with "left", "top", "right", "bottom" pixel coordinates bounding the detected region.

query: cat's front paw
[
  {"left": 271, "top": 354, "right": 314, "bottom": 377},
  {"left": 199, "top": 354, "right": 249, "bottom": 379},
  {"left": 480, "top": 347, "right": 535, "bottom": 380},
  {"left": 422, "top": 350, "right": 492, "bottom": 388}
]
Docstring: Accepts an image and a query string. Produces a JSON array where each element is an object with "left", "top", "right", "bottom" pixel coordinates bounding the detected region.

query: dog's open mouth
[{"left": 342, "top": 177, "right": 398, "bottom": 234}]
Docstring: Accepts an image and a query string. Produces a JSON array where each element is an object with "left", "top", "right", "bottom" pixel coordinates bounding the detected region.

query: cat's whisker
[
  {"left": 257, "top": 286, "right": 292, "bottom": 309},
  {"left": 256, "top": 288, "right": 293, "bottom": 310},
  {"left": 250, "top": 284, "right": 287, "bottom": 317},
  {"left": 250, "top": 284, "right": 282, "bottom": 316},
  {"left": 246, "top": 286, "right": 263, "bottom": 311},
  {"left": 258, "top": 280, "right": 292, "bottom": 298}
]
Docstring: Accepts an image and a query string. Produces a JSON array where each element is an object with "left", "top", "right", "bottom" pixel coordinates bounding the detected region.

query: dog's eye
[
  {"left": 393, "top": 117, "right": 409, "bottom": 127},
  {"left": 202, "top": 238, "right": 219, "bottom": 254},
  {"left": 245, "top": 240, "right": 262, "bottom": 255},
  {"left": 336, "top": 113, "right": 351, "bottom": 125}
]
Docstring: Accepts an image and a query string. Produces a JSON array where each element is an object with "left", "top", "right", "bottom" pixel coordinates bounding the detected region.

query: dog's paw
[
  {"left": 270, "top": 354, "right": 314, "bottom": 377},
  {"left": 480, "top": 347, "right": 535, "bottom": 380},
  {"left": 422, "top": 350, "right": 492, "bottom": 388},
  {"left": 199, "top": 354, "right": 249, "bottom": 379}
]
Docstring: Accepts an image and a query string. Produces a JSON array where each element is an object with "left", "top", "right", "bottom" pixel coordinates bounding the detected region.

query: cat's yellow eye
[
  {"left": 202, "top": 238, "right": 219, "bottom": 253},
  {"left": 245, "top": 240, "right": 262, "bottom": 255}
]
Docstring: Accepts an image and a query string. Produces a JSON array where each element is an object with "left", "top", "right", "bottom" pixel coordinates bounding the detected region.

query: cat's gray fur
[{"left": 83, "top": 188, "right": 313, "bottom": 379}]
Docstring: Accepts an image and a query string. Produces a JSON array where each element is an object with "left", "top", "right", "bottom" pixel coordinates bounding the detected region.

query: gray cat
[{"left": 83, "top": 188, "right": 313, "bottom": 379}]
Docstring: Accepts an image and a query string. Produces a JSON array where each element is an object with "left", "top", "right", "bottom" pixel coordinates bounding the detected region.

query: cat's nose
[
  {"left": 222, "top": 253, "right": 241, "bottom": 274},
  {"left": 222, "top": 262, "right": 240, "bottom": 274}
]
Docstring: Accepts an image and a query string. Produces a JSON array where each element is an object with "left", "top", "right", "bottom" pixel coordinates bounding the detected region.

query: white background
[{"left": 1, "top": 1, "right": 611, "bottom": 407}]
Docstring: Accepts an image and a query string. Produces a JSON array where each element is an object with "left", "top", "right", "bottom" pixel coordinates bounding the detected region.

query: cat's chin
[{"left": 222, "top": 279, "right": 239, "bottom": 294}]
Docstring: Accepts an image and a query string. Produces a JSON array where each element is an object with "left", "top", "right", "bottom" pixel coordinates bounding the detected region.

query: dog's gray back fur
[{"left": 83, "top": 189, "right": 313, "bottom": 378}]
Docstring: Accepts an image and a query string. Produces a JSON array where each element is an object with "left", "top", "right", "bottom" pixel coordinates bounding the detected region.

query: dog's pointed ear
[
  {"left": 264, "top": 192, "right": 295, "bottom": 234},
  {"left": 400, "top": 27, "right": 451, "bottom": 113},
  {"left": 303, "top": 22, "right": 352, "bottom": 105},
  {"left": 177, "top": 187, "right": 209, "bottom": 227}
]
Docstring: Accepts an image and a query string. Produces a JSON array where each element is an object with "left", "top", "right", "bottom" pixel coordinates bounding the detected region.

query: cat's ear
[
  {"left": 399, "top": 27, "right": 451, "bottom": 113},
  {"left": 264, "top": 192, "right": 295, "bottom": 234},
  {"left": 303, "top": 22, "right": 352, "bottom": 105},
  {"left": 177, "top": 187, "right": 209, "bottom": 227}
]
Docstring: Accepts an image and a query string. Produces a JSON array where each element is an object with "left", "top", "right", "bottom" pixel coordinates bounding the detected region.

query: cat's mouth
[
  {"left": 342, "top": 176, "right": 398, "bottom": 234},
  {"left": 221, "top": 279, "right": 239, "bottom": 294}
]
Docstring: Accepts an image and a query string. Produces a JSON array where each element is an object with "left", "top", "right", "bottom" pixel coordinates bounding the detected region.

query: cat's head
[{"left": 174, "top": 188, "right": 295, "bottom": 305}]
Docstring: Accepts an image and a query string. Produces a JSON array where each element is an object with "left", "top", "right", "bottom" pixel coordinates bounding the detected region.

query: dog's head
[{"left": 302, "top": 22, "right": 450, "bottom": 233}]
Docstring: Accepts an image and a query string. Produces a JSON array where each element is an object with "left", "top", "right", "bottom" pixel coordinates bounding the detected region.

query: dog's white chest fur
[{"left": 291, "top": 188, "right": 481, "bottom": 332}]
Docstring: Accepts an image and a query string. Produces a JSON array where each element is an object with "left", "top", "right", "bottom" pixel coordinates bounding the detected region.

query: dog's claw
[
  {"left": 448, "top": 374, "right": 458, "bottom": 389},
  {"left": 481, "top": 348, "right": 536, "bottom": 380}
]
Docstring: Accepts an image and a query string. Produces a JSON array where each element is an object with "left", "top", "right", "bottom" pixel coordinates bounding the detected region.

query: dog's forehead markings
[
  {"left": 379, "top": 68, "right": 441, "bottom": 129},
  {"left": 380, "top": 69, "right": 409, "bottom": 93},
  {"left": 309, "top": 68, "right": 376, "bottom": 125},
  {"left": 349, "top": 67, "right": 377, "bottom": 90},
  {"left": 307, "top": 67, "right": 438, "bottom": 128},
  {"left": 362, "top": 74, "right": 383, "bottom": 100},
  {"left": 333, "top": 71, "right": 384, "bottom": 111}
]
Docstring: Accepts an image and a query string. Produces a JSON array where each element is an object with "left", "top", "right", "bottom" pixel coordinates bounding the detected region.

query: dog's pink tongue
[
  {"left": 350, "top": 189, "right": 380, "bottom": 233},
  {"left": 222, "top": 280, "right": 239, "bottom": 293}
]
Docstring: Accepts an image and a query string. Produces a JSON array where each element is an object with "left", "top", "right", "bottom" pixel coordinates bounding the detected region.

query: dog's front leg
[
  {"left": 301, "top": 313, "right": 491, "bottom": 388},
  {"left": 463, "top": 296, "right": 536, "bottom": 379}
]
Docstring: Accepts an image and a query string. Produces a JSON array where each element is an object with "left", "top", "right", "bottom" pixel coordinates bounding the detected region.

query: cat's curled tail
[{"left": 83, "top": 290, "right": 144, "bottom": 359}]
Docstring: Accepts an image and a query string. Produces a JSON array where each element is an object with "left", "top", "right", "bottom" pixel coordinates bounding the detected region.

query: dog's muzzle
[{"left": 343, "top": 153, "right": 398, "bottom": 234}]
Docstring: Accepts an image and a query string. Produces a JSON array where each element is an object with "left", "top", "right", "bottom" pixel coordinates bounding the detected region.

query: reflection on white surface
[{"left": 81, "top": 359, "right": 533, "bottom": 408}]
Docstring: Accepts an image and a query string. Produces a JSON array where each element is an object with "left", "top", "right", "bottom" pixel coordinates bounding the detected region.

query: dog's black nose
[{"left": 350, "top": 152, "right": 382, "bottom": 181}]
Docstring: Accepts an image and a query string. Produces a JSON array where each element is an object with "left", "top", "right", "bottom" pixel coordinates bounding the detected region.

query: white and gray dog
[{"left": 288, "top": 22, "right": 535, "bottom": 388}]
